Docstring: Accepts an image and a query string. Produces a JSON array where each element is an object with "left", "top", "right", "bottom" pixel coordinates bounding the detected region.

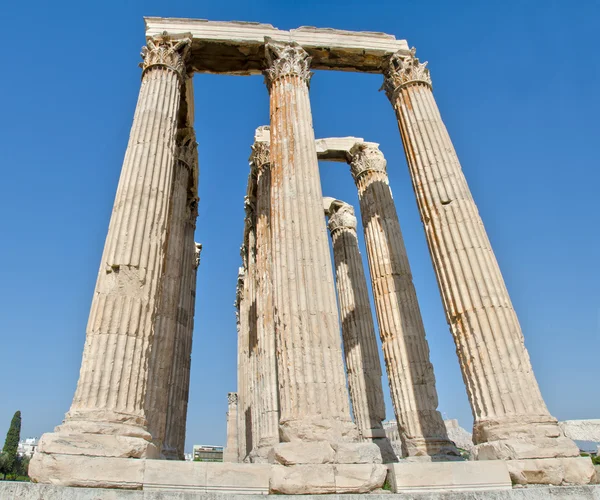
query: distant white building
[
  {"left": 192, "top": 444, "right": 223, "bottom": 462},
  {"left": 17, "top": 438, "right": 38, "bottom": 458}
]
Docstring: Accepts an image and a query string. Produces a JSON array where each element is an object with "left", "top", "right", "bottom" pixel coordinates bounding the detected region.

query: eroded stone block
[
  {"left": 506, "top": 456, "right": 596, "bottom": 486},
  {"left": 273, "top": 441, "right": 335, "bottom": 465}
]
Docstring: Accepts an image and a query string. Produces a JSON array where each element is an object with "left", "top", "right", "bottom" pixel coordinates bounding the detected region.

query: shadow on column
[
  {"left": 363, "top": 179, "right": 457, "bottom": 459},
  {"left": 334, "top": 230, "right": 398, "bottom": 463}
]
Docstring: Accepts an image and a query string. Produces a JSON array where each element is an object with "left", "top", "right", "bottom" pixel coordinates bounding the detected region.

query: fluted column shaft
[
  {"left": 236, "top": 267, "right": 251, "bottom": 461},
  {"left": 264, "top": 40, "right": 355, "bottom": 441},
  {"left": 55, "top": 37, "right": 191, "bottom": 456},
  {"left": 325, "top": 200, "right": 385, "bottom": 436},
  {"left": 384, "top": 50, "right": 578, "bottom": 459},
  {"left": 146, "top": 128, "right": 195, "bottom": 454},
  {"left": 162, "top": 215, "right": 200, "bottom": 460},
  {"left": 224, "top": 393, "right": 240, "bottom": 462},
  {"left": 248, "top": 129, "right": 280, "bottom": 461},
  {"left": 350, "top": 142, "right": 456, "bottom": 458},
  {"left": 246, "top": 219, "right": 258, "bottom": 456}
]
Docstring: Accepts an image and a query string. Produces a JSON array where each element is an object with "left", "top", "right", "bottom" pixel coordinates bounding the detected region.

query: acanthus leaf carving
[
  {"left": 249, "top": 141, "right": 270, "bottom": 173},
  {"left": 263, "top": 38, "right": 312, "bottom": 89},
  {"left": 326, "top": 200, "right": 358, "bottom": 235},
  {"left": 140, "top": 34, "right": 192, "bottom": 80},
  {"left": 382, "top": 47, "right": 432, "bottom": 100},
  {"left": 348, "top": 142, "right": 387, "bottom": 183},
  {"left": 228, "top": 392, "right": 239, "bottom": 405}
]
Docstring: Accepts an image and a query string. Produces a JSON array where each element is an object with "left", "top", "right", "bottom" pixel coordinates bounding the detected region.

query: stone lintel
[
  {"left": 144, "top": 17, "right": 410, "bottom": 74},
  {"left": 316, "top": 137, "right": 364, "bottom": 162}
]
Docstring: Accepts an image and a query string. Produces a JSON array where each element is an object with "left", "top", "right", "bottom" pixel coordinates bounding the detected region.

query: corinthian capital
[
  {"left": 382, "top": 47, "right": 432, "bottom": 100},
  {"left": 228, "top": 392, "right": 238, "bottom": 405},
  {"left": 348, "top": 142, "right": 387, "bottom": 182},
  {"left": 140, "top": 34, "right": 192, "bottom": 80},
  {"left": 250, "top": 144, "right": 270, "bottom": 173},
  {"left": 263, "top": 38, "right": 312, "bottom": 88},
  {"left": 325, "top": 198, "right": 357, "bottom": 235}
]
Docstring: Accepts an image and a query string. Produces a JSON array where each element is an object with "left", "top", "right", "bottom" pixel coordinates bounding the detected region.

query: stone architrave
[
  {"left": 348, "top": 142, "right": 457, "bottom": 458},
  {"left": 224, "top": 393, "right": 240, "bottom": 462},
  {"left": 247, "top": 127, "right": 280, "bottom": 462},
  {"left": 382, "top": 49, "right": 580, "bottom": 462},
  {"left": 264, "top": 41, "right": 384, "bottom": 488},
  {"left": 324, "top": 198, "right": 397, "bottom": 463},
  {"left": 30, "top": 34, "right": 191, "bottom": 480}
]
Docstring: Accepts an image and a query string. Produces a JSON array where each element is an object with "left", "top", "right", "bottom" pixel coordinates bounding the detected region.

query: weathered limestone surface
[
  {"left": 387, "top": 460, "right": 512, "bottom": 493},
  {"left": 248, "top": 126, "right": 280, "bottom": 463},
  {"left": 145, "top": 127, "right": 190, "bottom": 453},
  {"left": 161, "top": 123, "right": 200, "bottom": 459},
  {"left": 270, "top": 464, "right": 387, "bottom": 494},
  {"left": 383, "top": 48, "right": 581, "bottom": 470},
  {"left": 323, "top": 198, "right": 395, "bottom": 463},
  {"left": 30, "top": 35, "right": 192, "bottom": 483},
  {"left": 243, "top": 153, "right": 259, "bottom": 461},
  {"left": 349, "top": 141, "right": 456, "bottom": 459},
  {"left": 163, "top": 237, "right": 201, "bottom": 459},
  {"left": 559, "top": 420, "right": 600, "bottom": 443},
  {"left": 5, "top": 481, "right": 600, "bottom": 499},
  {"left": 157, "top": 129, "right": 199, "bottom": 460},
  {"left": 264, "top": 39, "right": 357, "bottom": 445},
  {"left": 506, "top": 457, "right": 597, "bottom": 486},
  {"left": 264, "top": 40, "right": 383, "bottom": 492},
  {"left": 235, "top": 267, "right": 250, "bottom": 462}
]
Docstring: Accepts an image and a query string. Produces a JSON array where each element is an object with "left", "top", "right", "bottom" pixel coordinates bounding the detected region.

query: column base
[
  {"left": 279, "top": 416, "right": 359, "bottom": 442},
  {"left": 29, "top": 412, "right": 159, "bottom": 485},
  {"left": 247, "top": 437, "right": 279, "bottom": 463},
  {"left": 270, "top": 463, "right": 387, "bottom": 494},
  {"left": 372, "top": 437, "right": 399, "bottom": 463},
  {"left": 273, "top": 440, "right": 382, "bottom": 466},
  {"left": 29, "top": 452, "right": 146, "bottom": 489},
  {"left": 505, "top": 457, "right": 596, "bottom": 486},
  {"left": 473, "top": 415, "right": 580, "bottom": 460}
]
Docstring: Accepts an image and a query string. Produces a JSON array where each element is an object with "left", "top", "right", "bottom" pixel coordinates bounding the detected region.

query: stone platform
[{"left": 2, "top": 482, "right": 600, "bottom": 499}]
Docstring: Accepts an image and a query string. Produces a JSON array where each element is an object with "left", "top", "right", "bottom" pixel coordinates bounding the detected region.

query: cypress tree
[{"left": 2, "top": 411, "right": 21, "bottom": 475}]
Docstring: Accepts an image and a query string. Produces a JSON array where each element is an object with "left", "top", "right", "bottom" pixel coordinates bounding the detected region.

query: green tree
[
  {"left": 0, "top": 453, "right": 9, "bottom": 480},
  {"left": 1, "top": 411, "right": 21, "bottom": 479}
]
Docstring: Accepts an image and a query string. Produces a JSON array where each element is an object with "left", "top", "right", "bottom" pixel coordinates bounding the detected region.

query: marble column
[
  {"left": 349, "top": 142, "right": 457, "bottom": 458},
  {"left": 324, "top": 198, "right": 397, "bottom": 463},
  {"left": 162, "top": 216, "right": 201, "bottom": 459},
  {"left": 383, "top": 48, "right": 579, "bottom": 460},
  {"left": 224, "top": 392, "right": 240, "bottom": 462},
  {"left": 235, "top": 268, "right": 250, "bottom": 462},
  {"left": 243, "top": 190, "right": 258, "bottom": 461},
  {"left": 264, "top": 39, "right": 359, "bottom": 448},
  {"left": 248, "top": 127, "right": 280, "bottom": 462},
  {"left": 147, "top": 126, "right": 196, "bottom": 456},
  {"left": 31, "top": 35, "right": 191, "bottom": 470}
]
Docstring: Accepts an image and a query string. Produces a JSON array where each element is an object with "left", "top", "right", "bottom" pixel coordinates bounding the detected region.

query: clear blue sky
[{"left": 0, "top": 0, "right": 598, "bottom": 453}]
